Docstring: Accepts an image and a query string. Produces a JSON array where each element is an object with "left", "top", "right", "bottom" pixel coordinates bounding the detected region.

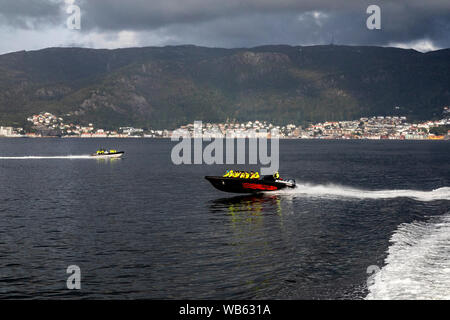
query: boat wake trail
[
  {"left": 0, "top": 155, "right": 92, "bottom": 159},
  {"left": 276, "top": 182, "right": 450, "bottom": 202},
  {"left": 366, "top": 213, "right": 450, "bottom": 300}
]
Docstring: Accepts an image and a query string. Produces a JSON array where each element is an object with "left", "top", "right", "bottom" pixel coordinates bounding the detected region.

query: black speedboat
[{"left": 205, "top": 175, "right": 296, "bottom": 194}]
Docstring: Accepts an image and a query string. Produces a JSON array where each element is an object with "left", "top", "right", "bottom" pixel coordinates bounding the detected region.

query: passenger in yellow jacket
[
  {"left": 223, "top": 170, "right": 233, "bottom": 177},
  {"left": 250, "top": 171, "right": 260, "bottom": 179}
]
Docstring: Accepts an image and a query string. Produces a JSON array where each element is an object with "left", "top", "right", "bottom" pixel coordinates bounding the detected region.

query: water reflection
[
  {"left": 208, "top": 194, "right": 287, "bottom": 297},
  {"left": 209, "top": 194, "right": 284, "bottom": 232},
  {"left": 95, "top": 158, "right": 123, "bottom": 165},
  {"left": 210, "top": 194, "right": 282, "bottom": 218}
]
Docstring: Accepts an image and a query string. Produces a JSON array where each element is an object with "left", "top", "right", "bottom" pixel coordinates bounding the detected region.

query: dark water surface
[{"left": 0, "top": 138, "right": 449, "bottom": 299}]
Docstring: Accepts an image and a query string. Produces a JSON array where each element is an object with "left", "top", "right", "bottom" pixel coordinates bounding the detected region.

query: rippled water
[{"left": 0, "top": 138, "right": 448, "bottom": 299}]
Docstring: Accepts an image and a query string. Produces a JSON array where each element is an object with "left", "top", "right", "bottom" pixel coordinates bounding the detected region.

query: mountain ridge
[{"left": 0, "top": 44, "right": 449, "bottom": 129}]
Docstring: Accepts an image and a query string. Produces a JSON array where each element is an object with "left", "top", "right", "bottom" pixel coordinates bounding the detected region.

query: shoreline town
[{"left": 0, "top": 108, "right": 449, "bottom": 140}]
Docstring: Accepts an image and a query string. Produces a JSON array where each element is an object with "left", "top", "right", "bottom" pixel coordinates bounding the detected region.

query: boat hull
[
  {"left": 91, "top": 151, "right": 124, "bottom": 159},
  {"left": 205, "top": 176, "right": 295, "bottom": 194}
]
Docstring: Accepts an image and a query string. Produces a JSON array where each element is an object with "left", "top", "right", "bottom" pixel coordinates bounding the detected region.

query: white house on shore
[{"left": 0, "top": 126, "right": 14, "bottom": 136}]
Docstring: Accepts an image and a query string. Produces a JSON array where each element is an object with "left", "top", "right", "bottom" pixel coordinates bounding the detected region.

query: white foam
[
  {"left": 276, "top": 182, "right": 450, "bottom": 202},
  {"left": 0, "top": 155, "right": 93, "bottom": 159},
  {"left": 366, "top": 213, "right": 450, "bottom": 300}
]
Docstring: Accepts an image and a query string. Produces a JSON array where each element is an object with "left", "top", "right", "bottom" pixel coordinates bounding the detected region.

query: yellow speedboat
[{"left": 91, "top": 148, "right": 124, "bottom": 158}]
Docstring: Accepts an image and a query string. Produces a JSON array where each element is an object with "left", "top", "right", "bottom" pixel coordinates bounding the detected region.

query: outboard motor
[{"left": 262, "top": 175, "right": 276, "bottom": 181}]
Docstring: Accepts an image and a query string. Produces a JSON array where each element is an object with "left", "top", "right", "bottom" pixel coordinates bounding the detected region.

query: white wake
[
  {"left": 276, "top": 182, "right": 450, "bottom": 202},
  {"left": 0, "top": 155, "right": 93, "bottom": 159},
  {"left": 366, "top": 213, "right": 450, "bottom": 300}
]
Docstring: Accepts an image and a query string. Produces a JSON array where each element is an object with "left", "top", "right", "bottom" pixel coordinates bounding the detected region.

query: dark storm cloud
[
  {"left": 0, "top": 0, "right": 449, "bottom": 49},
  {"left": 77, "top": 0, "right": 346, "bottom": 30},
  {"left": 125, "top": 1, "right": 450, "bottom": 49},
  {"left": 0, "top": 0, "right": 61, "bottom": 28}
]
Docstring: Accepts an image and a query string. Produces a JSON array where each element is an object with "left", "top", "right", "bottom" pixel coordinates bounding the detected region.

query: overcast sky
[{"left": 0, "top": 0, "right": 449, "bottom": 54}]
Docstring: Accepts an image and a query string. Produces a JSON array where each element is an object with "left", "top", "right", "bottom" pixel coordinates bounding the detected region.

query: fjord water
[{"left": 0, "top": 138, "right": 449, "bottom": 299}]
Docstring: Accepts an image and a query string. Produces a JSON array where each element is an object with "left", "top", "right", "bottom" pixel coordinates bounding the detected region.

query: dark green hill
[{"left": 0, "top": 45, "right": 449, "bottom": 129}]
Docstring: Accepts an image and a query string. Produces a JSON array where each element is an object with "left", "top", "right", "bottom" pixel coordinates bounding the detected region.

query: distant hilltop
[{"left": 0, "top": 44, "right": 449, "bottom": 129}]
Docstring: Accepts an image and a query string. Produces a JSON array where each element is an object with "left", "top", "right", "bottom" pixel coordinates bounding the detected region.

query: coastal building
[{"left": 0, "top": 126, "right": 13, "bottom": 136}]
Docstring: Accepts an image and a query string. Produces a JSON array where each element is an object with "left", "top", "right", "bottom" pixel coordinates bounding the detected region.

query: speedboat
[
  {"left": 91, "top": 149, "right": 124, "bottom": 158},
  {"left": 205, "top": 174, "right": 296, "bottom": 194}
]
